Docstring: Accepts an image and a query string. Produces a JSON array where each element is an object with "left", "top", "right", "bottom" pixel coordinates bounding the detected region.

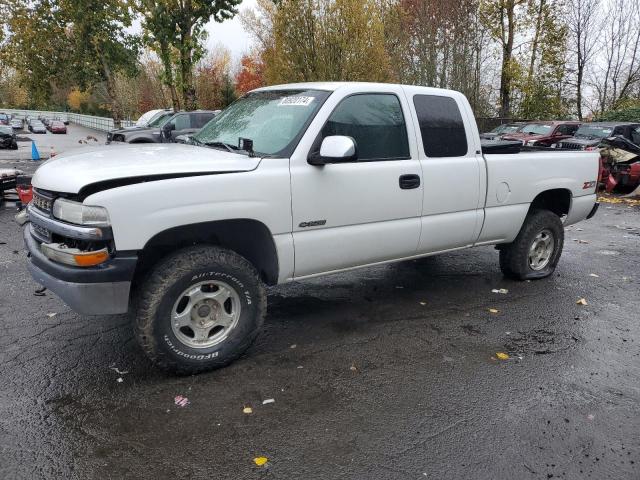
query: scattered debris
[
  {"left": 290, "top": 344, "right": 297, "bottom": 349},
  {"left": 492, "top": 288, "right": 508, "bottom": 294},
  {"left": 349, "top": 363, "right": 357, "bottom": 371},
  {"left": 296, "top": 365, "right": 304, "bottom": 369},
  {"left": 496, "top": 352, "right": 510, "bottom": 360},
  {"left": 116, "top": 377, "right": 124, "bottom": 383},
  {"left": 174, "top": 395, "right": 190, "bottom": 407},
  {"left": 262, "top": 398, "right": 275, "bottom": 405},
  {"left": 589, "top": 273, "right": 600, "bottom": 278},
  {"left": 46, "top": 312, "right": 56, "bottom": 318},
  {"left": 442, "top": 355, "right": 454, "bottom": 363},
  {"left": 243, "top": 406, "right": 253, "bottom": 414},
  {"left": 587, "top": 414, "right": 595, "bottom": 421},
  {"left": 419, "top": 302, "right": 427, "bottom": 306},
  {"left": 33, "top": 287, "right": 47, "bottom": 296},
  {"left": 254, "top": 457, "right": 268, "bottom": 467},
  {"left": 573, "top": 239, "right": 589, "bottom": 244},
  {"left": 576, "top": 298, "right": 588, "bottom": 306},
  {"left": 488, "top": 308, "right": 499, "bottom": 314},
  {"left": 109, "top": 366, "right": 129, "bottom": 375}
]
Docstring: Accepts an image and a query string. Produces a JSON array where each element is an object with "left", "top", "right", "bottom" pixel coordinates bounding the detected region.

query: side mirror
[{"left": 308, "top": 136, "right": 357, "bottom": 165}]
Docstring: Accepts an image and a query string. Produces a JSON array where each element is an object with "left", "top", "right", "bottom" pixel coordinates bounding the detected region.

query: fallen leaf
[
  {"left": 174, "top": 395, "right": 190, "bottom": 407},
  {"left": 419, "top": 302, "right": 427, "bottom": 306},
  {"left": 589, "top": 273, "right": 599, "bottom": 278},
  {"left": 262, "top": 398, "right": 275, "bottom": 405},
  {"left": 576, "top": 298, "right": 588, "bottom": 306},
  {"left": 254, "top": 457, "right": 268, "bottom": 467},
  {"left": 243, "top": 406, "right": 253, "bottom": 414},
  {"left": 350, "top": 364, "right": 357, "bottom": 371},
  {"left": 290, "top": 344, "right": 297, "bottom": 349},
  {"left": 46, "top": 312, "right": 57, "bottom": 318},
  {"left": 491, "top": 288, "right": 508, "bottom": 294},
  {"left": 116, "top": 377, "right": 123, "bottom": 383},
  {"left": 496, "top": 352, "right": 510, "bottom": 360},
  {"left": 488, "top": 308, "right": 499, "bottom": 314}
]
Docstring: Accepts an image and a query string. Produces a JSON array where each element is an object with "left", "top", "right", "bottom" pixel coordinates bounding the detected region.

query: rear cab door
[{"left": 401, "top": 87, "right": 485, "bottom": 253}]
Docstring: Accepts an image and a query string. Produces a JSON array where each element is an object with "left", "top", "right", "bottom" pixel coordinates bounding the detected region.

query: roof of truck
[{"left": 254, "top": 81, "right": 460, "bottom": 95}]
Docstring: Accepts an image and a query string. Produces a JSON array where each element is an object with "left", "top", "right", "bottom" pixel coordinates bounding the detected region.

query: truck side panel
[{"left": 477, "top": 151, "right": 599, "bottom": 243}]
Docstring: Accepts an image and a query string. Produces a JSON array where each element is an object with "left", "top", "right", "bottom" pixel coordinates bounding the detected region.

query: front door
[{"left": 290, "top": 88, "right": 423, "bottom": 277}]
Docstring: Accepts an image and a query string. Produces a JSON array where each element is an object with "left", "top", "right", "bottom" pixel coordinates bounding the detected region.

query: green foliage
[
  {"left": 598, "top": 105, "right": 640, "bottom": 122},
  {"left": 134, "top": 0, "right": 241, "bottom": 110},
  {"left": 264, "top": 0, "right": 392, "bottom": 84}
]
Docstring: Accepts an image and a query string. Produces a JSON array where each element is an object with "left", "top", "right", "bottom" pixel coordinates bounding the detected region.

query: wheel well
[
  {"left": 529, "top": 189, "right": 571, "bottom": 217},
  {"left": 133, "top": 219, "right": 279, "bottom": 286}
]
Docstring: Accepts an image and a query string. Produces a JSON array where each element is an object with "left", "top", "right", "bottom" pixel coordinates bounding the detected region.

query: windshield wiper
[{"left": 203, "top": 141, "right": 238, "bottom": 153}]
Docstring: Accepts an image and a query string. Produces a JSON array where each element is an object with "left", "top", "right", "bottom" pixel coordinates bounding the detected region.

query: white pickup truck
[{"left": 21, "top": 82, "right": 600, "bottom": 373}]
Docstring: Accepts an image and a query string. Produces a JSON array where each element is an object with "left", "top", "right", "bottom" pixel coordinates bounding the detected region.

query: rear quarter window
[{"left": 413, "top": 95, "right": 468, "bottom": 157}]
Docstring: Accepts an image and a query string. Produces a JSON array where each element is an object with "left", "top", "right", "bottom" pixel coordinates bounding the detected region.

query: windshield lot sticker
[{"left": 279, "top": 96, "right": 314, "bottom": 106}]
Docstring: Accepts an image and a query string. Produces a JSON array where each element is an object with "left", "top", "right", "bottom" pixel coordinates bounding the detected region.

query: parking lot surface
[
  {"left": 0, "top": 124, "right": 107, "bottom": 165},
  {"left": 0, "top": 154, "right": 639, "bottom": 479}
]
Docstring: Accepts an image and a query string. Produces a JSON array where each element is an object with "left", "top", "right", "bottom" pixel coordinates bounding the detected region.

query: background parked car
[
  {"left": 106, "top": 110, "right": 174, "bottom": 143},
  {"left": 28, "top": 120, "right": 47, "bottom": 134},
  {"left": 0, "top": 125, "right": 18, "bottom": 149},
  {"left": 479, "top": 122, "right": 525, "bottom": 140},
  {"left": 0, "top": 113, "right": 9, "bottom": 126},
  {"left": 49, "top": 120, "right": 67, "bottom": 134},
  {"left": 160, "top": 110, "right": 217, "bottom": 143},
  {"left": 552, "top": 122, "right": 640, "bottom": 150},
  {"left": 10, "top": 118, "right": 23, "bottom": 131},
  {"left": 501, "top": 120, "right": 581, "bottom": 147}
]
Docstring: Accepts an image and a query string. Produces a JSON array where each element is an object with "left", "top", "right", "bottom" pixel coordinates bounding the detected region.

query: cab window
[
  {"left": 413, "top": 95, "right": 468, "bottom": 157},
  {"left": 321, "top": 93, "right": 410, "bottom": 161}
]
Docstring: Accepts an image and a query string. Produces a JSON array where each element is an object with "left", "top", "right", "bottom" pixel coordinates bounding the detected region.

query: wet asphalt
[{"left": 1, "top": 156, "right": 639, "bottom": 479}]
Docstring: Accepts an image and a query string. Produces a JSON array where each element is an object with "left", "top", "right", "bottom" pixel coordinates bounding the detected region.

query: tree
[
  {"left": 566, "top": 0, "right": 600, "bottom": 120},
  {"left": 250, "top": 0, "right": 392, "bottom": 84},
  {"left": 592, "top": 0, "right": 640, "bottom": 114},
  {"left": 480, "top": 0, "right": 528, "bottom": 117},
  {"left": 235, "top": 53, "right": 265, "bottom": 94},
  {"left": 135, "top": 0, "right": 241, "bottom": 110},
  {"left": 59, "top": 0, "right": 139, "bottom": 126}
]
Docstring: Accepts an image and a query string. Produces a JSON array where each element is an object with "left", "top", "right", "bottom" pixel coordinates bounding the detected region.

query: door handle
[{"left": 399, "top": 174, "right": 420, "bottom": 189}]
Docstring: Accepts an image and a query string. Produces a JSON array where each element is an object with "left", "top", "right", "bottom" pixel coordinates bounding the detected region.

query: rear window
[{"left": 413, "top": 95, "right": 468, "bottom": 157}]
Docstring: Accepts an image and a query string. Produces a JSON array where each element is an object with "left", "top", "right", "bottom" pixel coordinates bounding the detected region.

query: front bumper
[
  {"left": 23, "top": 223, "right": 137, "bottom": 315},
  {"left": 586, "top": 201, "right": 599, "bottom": 219}
]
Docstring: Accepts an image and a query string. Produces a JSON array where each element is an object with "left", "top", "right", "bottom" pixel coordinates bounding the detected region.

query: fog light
[{"left": 41, "top": 243, "right": 109, "bottom": 267}]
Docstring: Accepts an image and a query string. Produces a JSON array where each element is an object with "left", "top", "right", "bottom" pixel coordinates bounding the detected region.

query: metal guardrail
[{"left": 0, "top": 108, "right": 134, "bottom": 131}]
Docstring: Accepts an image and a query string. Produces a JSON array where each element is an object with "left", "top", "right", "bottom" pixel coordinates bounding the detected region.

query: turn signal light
[{"left": 41, "top": 243, "right": 109, "bottom": 267}]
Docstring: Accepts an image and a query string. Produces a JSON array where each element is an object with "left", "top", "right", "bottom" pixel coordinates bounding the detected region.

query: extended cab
[{"left": 20, "top": 82, "right": 600, "bottom": 374}]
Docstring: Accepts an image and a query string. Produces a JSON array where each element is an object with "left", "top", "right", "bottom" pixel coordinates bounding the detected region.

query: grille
[
  {"left": 558, "top": 142, "right": 585, "bottom": 150},
  {"left": 32, "top": 189, "right": 54, "bottom": 214}
]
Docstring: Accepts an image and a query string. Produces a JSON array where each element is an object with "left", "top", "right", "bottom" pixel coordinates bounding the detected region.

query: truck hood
[{"left": 32, "top": 144, "right": 261, "bottom": 194}]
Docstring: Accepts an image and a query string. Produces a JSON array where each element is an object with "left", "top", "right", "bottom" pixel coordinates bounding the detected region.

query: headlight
[{"left": 52, "top": 198, "right": 110, "bottom": 226}]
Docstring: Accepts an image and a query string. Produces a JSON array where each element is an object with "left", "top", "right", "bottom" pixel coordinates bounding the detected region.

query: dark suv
[
  {"left": 107, "top": 110, "right": 217, "bottom": 144},
  {"left": 160, "top": 110, "right": 218, "bottom": 143},
  {"left": 553, "top": 122, "right": 640, "bottom": 150}
]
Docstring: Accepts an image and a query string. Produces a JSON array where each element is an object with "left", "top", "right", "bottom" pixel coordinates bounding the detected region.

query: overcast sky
[{"left": 204, "top": 0, "right": 257, "bottom": 60}]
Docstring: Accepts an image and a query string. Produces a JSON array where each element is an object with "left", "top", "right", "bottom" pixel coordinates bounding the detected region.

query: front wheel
[
  {"left": 499, "top": 209, "right": 564, "bottom": 280},
  {"left": 134, "top": 246, "right": 266, "bottom": 374}
]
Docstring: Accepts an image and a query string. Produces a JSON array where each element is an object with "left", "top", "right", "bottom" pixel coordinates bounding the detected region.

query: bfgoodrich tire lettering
[
  {"left": 499, "top": 209, "right": 564, "bottom": 280},
  {"left": 134, "top": 246, "right": 266, "bottom": 374}
]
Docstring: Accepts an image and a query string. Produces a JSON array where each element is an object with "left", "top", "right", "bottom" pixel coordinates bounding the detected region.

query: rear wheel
[
  {"left": 499, "top": 209, "right": 564, "bottom": 280},
  {"left": 134, "top": 246, "right": 266, "bottom": 374}
]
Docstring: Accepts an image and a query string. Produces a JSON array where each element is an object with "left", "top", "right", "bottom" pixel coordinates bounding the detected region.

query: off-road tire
[
  {"left": 134, "top": 246, "right": 266, "bottom": 375},
  {"left": 499, "top": 209, "right": 564, "bottom": 280}
]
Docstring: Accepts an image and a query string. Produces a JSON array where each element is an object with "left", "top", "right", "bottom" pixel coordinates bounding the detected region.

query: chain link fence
[{"left": 1, "top": 108, "right": 134, "bottom": 131}]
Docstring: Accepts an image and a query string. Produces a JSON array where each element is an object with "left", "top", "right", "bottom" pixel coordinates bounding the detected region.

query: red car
[
  {"left": 50, "top": 120, "right": 67, "bottom": 134},
  {"left": 502, "top": 121, "right": 581, "bottom": 147}
]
